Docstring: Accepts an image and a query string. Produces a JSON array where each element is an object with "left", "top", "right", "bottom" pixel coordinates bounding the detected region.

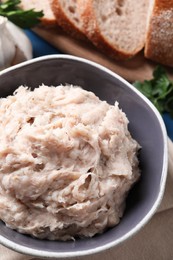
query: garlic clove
[
  {"left": 6, "top": 20, "right": 33, "bottom": 61},
  {"left": 0, "top": 16, "right": 16, "bottom": 70},
  {"left": 0, "top": 15, "right": 33, "bottom": 70}
]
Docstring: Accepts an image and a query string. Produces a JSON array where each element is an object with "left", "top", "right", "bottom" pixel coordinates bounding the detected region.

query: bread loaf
[
  {"left": 144, "top": 0, "right": 173, "bottom": 67},
  {"left": 51, "top": 0, "right": 86, "bottom": 40},
  {"left": 80, "top": 0, "right": 150, "bottom": 60},
  {"left": 18, "top": 0, "right": 173, "bottom": 67}
]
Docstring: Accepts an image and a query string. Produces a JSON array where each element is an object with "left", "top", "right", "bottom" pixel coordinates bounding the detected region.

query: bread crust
[
  {"left": 154, "top": 0, "right": 173, "bottom": 11},
  {"left": 81, "top": 0, "right": 146, "bottom": 60},
  {"left": 144, "top": 0, "right": 173, "bottom": 67},
  {"left": 51, "top": 0, "right": 86, "bottom": 40},
  {"left": 38, "top": 18, "right": 57, "bottom": 28}
]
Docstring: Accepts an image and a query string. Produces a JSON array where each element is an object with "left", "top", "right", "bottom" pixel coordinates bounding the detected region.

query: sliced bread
[
  {"left": 80, "top": 0, "right": 150, "bottom": 60},
  {"left": 19, "top": 0, "right": 57, "bottom": 27},
  {"left": 144, "top": 0, "right": 173, "bottom": 67},
  {"left": 51, "top": 0, "right": 86, "bottom": 40}
]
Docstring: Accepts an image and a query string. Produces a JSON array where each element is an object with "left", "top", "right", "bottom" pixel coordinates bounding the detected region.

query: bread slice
[
  {"left": 51, "top": 0, "right": 86, "bottom": 39},
  {"left": 144, "top": 0, "right": 173, "bottom": 67},
  {"left": 80, "top": 0, "right": 150, "bottom": 60},
  {"left": 19, "top": 0, "right": 57, "bottom": 27}
]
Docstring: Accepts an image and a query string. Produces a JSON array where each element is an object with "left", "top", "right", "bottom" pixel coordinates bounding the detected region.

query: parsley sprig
[
  {"left": 134, "top": 66, "right": 173, "bottom": 117},
  {"left": 0, "top": 0, "right": 43, "bottom": 28}
]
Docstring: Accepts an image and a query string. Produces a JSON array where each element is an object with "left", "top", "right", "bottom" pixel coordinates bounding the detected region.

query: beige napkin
[{"left": 1, "top": 139, "right": 173, "bottom": 260}]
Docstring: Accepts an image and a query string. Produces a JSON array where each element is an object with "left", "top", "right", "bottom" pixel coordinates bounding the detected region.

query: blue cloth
[
  {"left": 24, "top": 30, "right": 62, "bottom": 57},
  {"left": 163, "top": 113, "right": 173, "bottom": 140},
  {"left": 25, "top": 30, "right": 173, "bottom": 141}
]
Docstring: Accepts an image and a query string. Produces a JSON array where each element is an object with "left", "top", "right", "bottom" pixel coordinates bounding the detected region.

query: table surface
[{"left": 25, "top": 30, "right": 173, "bottom": 142}]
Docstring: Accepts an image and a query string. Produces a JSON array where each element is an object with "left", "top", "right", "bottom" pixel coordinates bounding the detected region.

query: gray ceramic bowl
[{"left": 0, "top": 55, "right": 168, "bottom": 258}]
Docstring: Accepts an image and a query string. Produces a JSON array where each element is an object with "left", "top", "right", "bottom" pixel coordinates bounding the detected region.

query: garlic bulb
[
  {"left": 0, "top": 16, "right": 16, "bottom": 69},
  {"left": 0, "top": 16, "right": 32, "bottom": 70}
]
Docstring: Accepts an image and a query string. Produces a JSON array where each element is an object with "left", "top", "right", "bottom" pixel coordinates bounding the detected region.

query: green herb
[
  {"left": 0, "top": 0, "right": 43, "bottom": 28},
  {"left": 133, "top": 66, "right": 173, "bottom": 117}
]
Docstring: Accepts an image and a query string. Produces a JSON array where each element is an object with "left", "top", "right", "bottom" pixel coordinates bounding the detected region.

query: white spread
[{"left": 0, "top": 85, "right": 140, "bottom": 240}]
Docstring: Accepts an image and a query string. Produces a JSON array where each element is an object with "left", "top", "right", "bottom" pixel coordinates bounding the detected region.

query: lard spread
[{"left": 0, "top": 85, "right": 140, "bottom": 240}]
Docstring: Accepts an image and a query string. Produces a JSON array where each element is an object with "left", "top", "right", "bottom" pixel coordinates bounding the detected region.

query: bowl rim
[{"left": 0, "top": 54, "right": 168, "bottom": 258}]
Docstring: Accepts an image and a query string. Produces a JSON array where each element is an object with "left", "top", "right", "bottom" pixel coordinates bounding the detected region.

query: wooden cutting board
[{"left": 33, "top": 27, "right": 173, "bottom": 82}]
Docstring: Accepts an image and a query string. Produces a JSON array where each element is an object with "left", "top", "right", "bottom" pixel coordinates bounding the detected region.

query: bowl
[{"left": 0, "top": 55, "right": 168, "bottom": 258}]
